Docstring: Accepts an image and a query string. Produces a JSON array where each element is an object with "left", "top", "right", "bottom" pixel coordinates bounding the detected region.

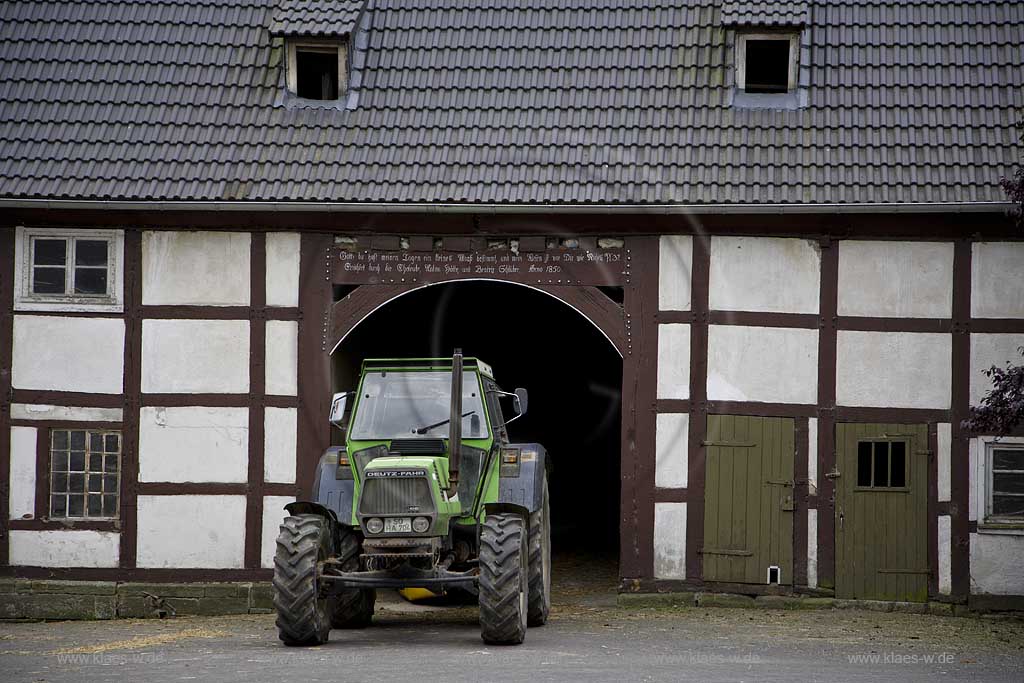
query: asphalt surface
[{"left": 2, "top": 559, "right": 1023, "bottom": 683}]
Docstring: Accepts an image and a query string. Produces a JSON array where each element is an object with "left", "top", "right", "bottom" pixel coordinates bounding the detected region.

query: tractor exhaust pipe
[{"left": 448, "top": 348, "right": 463, "bottom": 494}]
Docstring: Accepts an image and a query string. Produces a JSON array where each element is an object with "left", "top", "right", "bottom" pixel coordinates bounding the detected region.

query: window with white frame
[
  {"left": 987, "top": 443, "right": 1024, "bottom": 522},
  {"left": 14, "top": 227, "right": 124, "bottom": 311},
  {"left": 287, "top": 39, "right": 348, "bottom": 101},
  {"left": 735, "top": 33, "right": 799, "bottom": 94}
]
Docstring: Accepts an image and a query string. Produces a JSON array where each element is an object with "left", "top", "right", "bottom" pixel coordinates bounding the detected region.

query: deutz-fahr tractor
[{"left": 272, "top": 350, "right": 551, "bottom": 646}]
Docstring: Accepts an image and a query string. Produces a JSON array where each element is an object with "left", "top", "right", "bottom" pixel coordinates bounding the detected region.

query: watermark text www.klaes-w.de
[
  {"left": 847, "top": 651, "right": 956, "bottom": 665},
  {"left": 55, "top": 652, "right": 165, "bottom": 666}
]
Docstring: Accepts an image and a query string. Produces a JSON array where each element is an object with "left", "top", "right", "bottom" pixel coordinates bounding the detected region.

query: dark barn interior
[{"left": 331, "top": 281, "right": 623, "bottom": 570}]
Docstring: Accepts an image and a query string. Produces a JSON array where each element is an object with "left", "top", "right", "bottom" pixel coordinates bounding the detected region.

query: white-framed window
[
  {"left": 735, "top": 32, "right": 800, "bottom": 94},
  {"left": 14, "top": 227, "right": 124, "bottom": 312},
  {"left": 286, "top": 39, "right": 348, "bottom": 101},
  {"left": 986, "top": 442, "right": 1024, "bottom": 524}
]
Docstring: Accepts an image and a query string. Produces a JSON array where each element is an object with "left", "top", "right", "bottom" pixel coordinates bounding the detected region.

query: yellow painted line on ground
[{"left": 49, "top": 627, "right": 229, "bottom": 655}]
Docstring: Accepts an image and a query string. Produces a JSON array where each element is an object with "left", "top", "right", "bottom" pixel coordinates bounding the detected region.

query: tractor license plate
[{"left": 384, "top": 517, "right": 412, "bottom": 533}]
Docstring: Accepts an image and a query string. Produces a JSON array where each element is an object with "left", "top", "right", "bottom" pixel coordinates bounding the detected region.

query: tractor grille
[
  {"left": 389, "top": 438, "right": 446, "bottom": 455},
  {"left": 359, "top": 477, "right": 434, "bottom": 516}
]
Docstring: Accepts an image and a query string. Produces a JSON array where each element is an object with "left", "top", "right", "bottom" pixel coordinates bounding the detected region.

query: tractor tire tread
[
  {"left": 527, "top": 477, "right": 551, "bottom": 626},
  {"left": 479, "top": 513, "right": 528, "bottom": 645},
  {"left": 328, "top": 527, "right": 375, "bottom": 628},
  {"left": 272, "top": 514, "right": 330, "bottom": 646}
]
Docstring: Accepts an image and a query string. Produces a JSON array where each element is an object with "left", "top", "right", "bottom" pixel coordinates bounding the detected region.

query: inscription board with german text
[{"left": 331, "top": 247, "right": 626, "bottom": 286}]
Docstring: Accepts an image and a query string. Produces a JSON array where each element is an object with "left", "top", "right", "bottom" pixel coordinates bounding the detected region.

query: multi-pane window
[
  {"left": 989, "top": 446, "right": 1024, "bottom": 520},
  {"left": 856, "top": 440, "right": 908, "bottom": 489},
  {"left": 50, "top": 429, "right": 121, "bottom": 519},
  {"left": 31, "top": 236, "right": 110, "bottom": 297},
  {"left": 15, "top": 228, "right": 123, "bottom": 311}
]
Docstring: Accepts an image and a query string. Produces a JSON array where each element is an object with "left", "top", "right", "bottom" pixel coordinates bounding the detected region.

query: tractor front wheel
[
  {"left": 479, "top": 512, "right": 529, "bottom": 645},
  {"left": 527, "top": 476, "right": 552, "bottom": 626},
  {"left": 272, "top": 514, "right": 331, "bottom": 646},
  {"left": 328, "top": 526, "right": 375, "bottom": 628}
]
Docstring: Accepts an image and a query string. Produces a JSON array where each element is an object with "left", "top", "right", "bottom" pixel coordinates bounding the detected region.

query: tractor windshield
[{"left": 349, "top": 370, "right": 488, "bottom": 440}]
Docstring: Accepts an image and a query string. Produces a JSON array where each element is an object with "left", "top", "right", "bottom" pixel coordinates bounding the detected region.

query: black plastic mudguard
[
  {"left": 493, "top": 443, "right": 548, "bottom": 514},
  {"left": 308, "top": 446, "right": 354, "bottom": 524}
]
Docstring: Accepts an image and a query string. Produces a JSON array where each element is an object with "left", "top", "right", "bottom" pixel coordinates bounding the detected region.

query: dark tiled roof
[
  {"left": 721, "top": 1, "right": 808, "bottom": 26},
  {"left": 269, "top": 0, "right": 364, "bottom": 37},
  {"left": 0, "top": 0, "right": 1021, "bottom": 205}
]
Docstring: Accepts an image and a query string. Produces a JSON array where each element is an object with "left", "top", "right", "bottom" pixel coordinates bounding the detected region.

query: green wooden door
[
  {"left": 703, "top": 415, "right": 795, "bottom": 585},
  {"left": 835, "top": 423, "right": 929, "bottom": 602}
]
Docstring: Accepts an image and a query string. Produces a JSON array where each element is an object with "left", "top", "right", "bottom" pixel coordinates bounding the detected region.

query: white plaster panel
[
  {"left": 658, "top": 235, "right": 693, "bottom": 311},
  {"left": 836, "top": 331, "right": 951, "bottom": 409},
  {"left": 138, "top": 406, "right": 249, "bottom": 483},
  {"left": 655, "top": 413, "right": 689, "bottom": 488},
  {"left": 9, "top": 530, "right": 119, "bottom": 568},
  {"left": 657, "top": 324, "right": 690, "bottom": 399},
  {"left": 261, "top": 495, "right": 297, "bottom": 569},
  {"left": 970, "top": 334, "right": 1024, "bottom": 407},
  {"left": 937, "top": 423, "right": 951, "bottom": 503},
  {"left": 11, "top": 404, "right": 124, "bottom": 422},
  {"left": 807, "top": 417, "right": 818, "bottom": 496},
  {"left": 264, "top": 407, "right": 297, "bottom": 484},
  {"left": 9, "top": 427, "right": 37, "bottom": 520},
  {"left": 938, "top": 515, "right": 952, "bottom": 595},
  {"left": 141, "top": 319, "right": 249, "bottom": 393},
  {"left": 654, "top": 502, "right": 687, "bottom": 579},
  {"left": 12, "top": 316, "right": 125, "bottom": 394},
  {"left": 266, "top": 233, "right": 301, "bottom": 307},
  {"left": 709, "top": 236, "right": 820, "bottom": 313},
  {"left": 265, "top": 320, "right": 298, "bottom": 396},
  {"left": 136, "top": 495, "right": 246, "bottom": 568},
  {"left": 807, "top": 509, "right": 818, "bottom": 589},
  {"left": 142, "top": 231, "right": 250, "bottom": 306},
  {"left": 707, "top": 326, "right": 818, "bottom": 404},
  {"left": 837, "top": 241, "right": 953, "bottom": 318},
  {"left": 970, "top": 532, "right": 1024, "bottom": 595},
  {"left": 971, "top": 242, "right": 1024, "bottom": 319}
]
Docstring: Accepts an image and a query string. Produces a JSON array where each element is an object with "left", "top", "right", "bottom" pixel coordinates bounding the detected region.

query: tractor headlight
[
  {"left": 365, "top": 517, "right": 384, "bottom": 534},
  {"left": 412, "top": 516, "right": 430, "bottom": 534}
]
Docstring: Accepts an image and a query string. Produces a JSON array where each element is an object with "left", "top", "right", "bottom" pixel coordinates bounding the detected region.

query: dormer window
[
  {"left": 287, "top": 40, "right": 347, "bottom": 101},
  {"left": 736, "top": 33, "right": 798, "bottom": 94}
]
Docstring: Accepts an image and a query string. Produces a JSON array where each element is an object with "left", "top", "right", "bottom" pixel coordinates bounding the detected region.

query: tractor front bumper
[{"left": 320, "top": 565, "right": 479, "bottom": 591}]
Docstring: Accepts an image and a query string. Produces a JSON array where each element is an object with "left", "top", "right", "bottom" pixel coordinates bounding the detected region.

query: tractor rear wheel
[
  {"left": 479, "top": 512, "right": 529, "bottom": 645},
  {"left": 527, "top": 476, "right": 551, "bottom": 626},
  {"left": 328, "top": 526, "right": 375, "bottom": 628},
  {"left": 272, "top": 514, "right": 331, "bottom": 646}
]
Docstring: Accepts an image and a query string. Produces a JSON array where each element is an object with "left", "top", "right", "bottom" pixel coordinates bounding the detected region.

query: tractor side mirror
[
  {"left": 513, "top": 388, "right": 528, "bottom": 417},
  {"left": 329, "top": 392, "right": 350, "bottom": 430}
]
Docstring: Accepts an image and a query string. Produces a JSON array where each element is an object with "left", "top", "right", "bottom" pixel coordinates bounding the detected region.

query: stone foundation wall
[{"left": 0, "top": 579, "right": 274, "bottom": 620}]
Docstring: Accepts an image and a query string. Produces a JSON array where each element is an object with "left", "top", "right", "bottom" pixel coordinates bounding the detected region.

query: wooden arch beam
[{"left": 327, "top": 281, "right": 626, "bottom": 358}]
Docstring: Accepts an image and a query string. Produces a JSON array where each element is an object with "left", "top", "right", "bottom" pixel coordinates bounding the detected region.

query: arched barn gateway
[{"left": 1, "top": 0, "right": 1023, "bottom": 617}]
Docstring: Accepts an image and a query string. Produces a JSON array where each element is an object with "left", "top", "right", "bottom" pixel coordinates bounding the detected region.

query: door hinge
[{"left": 824, "top": 469, "right": 842, "bottom": 480}]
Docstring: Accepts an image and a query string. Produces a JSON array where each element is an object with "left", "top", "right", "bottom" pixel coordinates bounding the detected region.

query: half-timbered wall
[
  {"left": 651, "top": 236, "right": 1024, "bottom": 603},
  {"left": 2, "top": 226, "right": 1023, "bottom": 604}
]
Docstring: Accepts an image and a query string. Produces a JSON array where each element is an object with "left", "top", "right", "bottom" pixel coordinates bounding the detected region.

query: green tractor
[{"left": 272, "top": 350, "right": 551, "bottom": 646}]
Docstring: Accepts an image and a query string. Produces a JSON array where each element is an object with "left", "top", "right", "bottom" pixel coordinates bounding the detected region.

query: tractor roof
[{"left": 361, "top": 357, "right": 494, "bottom": 380}]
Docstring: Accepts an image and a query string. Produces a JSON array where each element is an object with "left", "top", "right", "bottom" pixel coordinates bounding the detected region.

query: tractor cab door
[{"left": 484, "top": 378, "right": 510, "bottom": 445}]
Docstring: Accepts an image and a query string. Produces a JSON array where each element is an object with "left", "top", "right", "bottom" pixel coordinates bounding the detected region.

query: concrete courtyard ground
[{"left": 2, "top": 557, "right": 1022, "bottom": 682}]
